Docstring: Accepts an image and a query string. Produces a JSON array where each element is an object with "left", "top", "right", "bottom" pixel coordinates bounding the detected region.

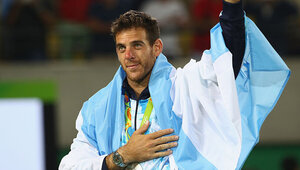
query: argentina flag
[
  {"left": 165, "top": 16, "right": 290, "bottom": 169},
  {"left": 60, "top": 16, "right": 290, "bottom": 170}
]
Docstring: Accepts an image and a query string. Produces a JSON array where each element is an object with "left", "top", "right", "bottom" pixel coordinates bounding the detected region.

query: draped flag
[{"left": 80, "top": 16, "right": 290, "bottom": 169}]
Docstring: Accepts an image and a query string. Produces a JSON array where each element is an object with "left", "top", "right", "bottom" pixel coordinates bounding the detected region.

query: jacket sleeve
[
  {"left": 220, "top": 0, "right": 245, "bottom": 78},
  {"left": 59, "top": 111, "right": 107, "bottom": 170}
]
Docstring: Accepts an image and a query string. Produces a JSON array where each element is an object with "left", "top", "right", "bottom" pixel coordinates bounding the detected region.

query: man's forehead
[{"left": 115, "top": 27, "right": 148, "bottom": 44}]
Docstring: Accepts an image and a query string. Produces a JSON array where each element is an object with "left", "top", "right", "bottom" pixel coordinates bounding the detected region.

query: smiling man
[
  {"left": 59, "top": 0, "right": 290, "bottom": 169},
  {"left": 115, "top": 27, "right": 159, "bottom": 96}
]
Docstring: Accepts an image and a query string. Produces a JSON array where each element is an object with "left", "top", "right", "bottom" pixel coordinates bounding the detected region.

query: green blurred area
[
  {"left": 243, "top": 145, "right": 300, "bottom": 170},
  {"left": 0, "top": 80, "right": 57, "bottom": 103}
]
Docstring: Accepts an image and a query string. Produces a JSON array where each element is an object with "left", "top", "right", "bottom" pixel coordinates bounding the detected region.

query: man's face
[{"left": 115, "top": 27, "right": 162, "bottom": 85}]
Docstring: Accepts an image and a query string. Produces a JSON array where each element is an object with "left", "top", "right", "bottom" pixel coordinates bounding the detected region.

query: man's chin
[
  {"left": 127, "top": 76, "right": 142, "bottom": 83},
  {"left": 126, "top": 70, "right": 151, "bottom": 85}
]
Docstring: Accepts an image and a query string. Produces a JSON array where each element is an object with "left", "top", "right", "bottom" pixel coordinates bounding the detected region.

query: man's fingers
[
  {"left": 135, "top": 120, "right": 150, "bottom": 134},
  {"left": 151, "top": 149, "right": 173, "bottom": 159},
  {"left": 153, "top": 142, "right": 178, "bottom": 152},
  {"left": 149, "top": 128, "right": 174, "bottom": 139},
  {"left": 155, "top": 135, "right": 179, "bottom": 145}
]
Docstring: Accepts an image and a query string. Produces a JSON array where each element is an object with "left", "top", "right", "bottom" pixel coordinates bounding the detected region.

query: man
[{"left": 59, "top": 0, "right": 290, "bottom": 169}]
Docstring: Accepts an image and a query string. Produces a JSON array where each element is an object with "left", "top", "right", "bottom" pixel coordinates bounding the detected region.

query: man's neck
[{"left": 127, "top": 76, "right": 150, "bottom": 99}]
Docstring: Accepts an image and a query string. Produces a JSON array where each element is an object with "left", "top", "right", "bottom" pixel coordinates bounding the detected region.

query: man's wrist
[
  {"left": 105, "top": 153, "right": 123, "bottom": 170},
  {"left": 117, "top": 146, "right": 131, "bottom": 165},
  {"left": 112, "top": 151, "right": 127, "bottom": 168}
]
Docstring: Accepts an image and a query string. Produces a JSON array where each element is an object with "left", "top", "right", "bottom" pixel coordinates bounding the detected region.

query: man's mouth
[{"left": 127, "top": 64, "right": 139, "bottom": 69}]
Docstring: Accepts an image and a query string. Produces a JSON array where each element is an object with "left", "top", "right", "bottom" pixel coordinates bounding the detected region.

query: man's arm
[
  {"left": 221, "top": 0, "right": 245, "bottom": 78},
  {"left": 60, "top": 112, "right": 178, "bottom": 170}
]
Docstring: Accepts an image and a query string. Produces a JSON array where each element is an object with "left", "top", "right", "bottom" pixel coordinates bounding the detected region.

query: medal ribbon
[{"left": 124, "top": 93, "right": 153, "bottom": 142}]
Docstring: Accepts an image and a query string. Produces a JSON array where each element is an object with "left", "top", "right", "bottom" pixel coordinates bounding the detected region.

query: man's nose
[{"left": 125, "top": 47, "right": 134, "bottom": 59}]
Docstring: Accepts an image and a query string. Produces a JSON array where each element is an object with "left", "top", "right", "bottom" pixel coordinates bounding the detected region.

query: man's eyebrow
[
  {"left": 131, "top": 40, "right": 146, "bottom": 45},
  {"left": 116, "top": 43, "right": 125, "bottom": 48},
  {"left": 116, "top": 41, "right": 146, "bottom": 47}
]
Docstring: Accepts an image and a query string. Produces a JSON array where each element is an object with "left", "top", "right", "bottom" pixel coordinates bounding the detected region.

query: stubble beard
[{"left": 126, "top": 50, "right": 155, "bottom": 86}]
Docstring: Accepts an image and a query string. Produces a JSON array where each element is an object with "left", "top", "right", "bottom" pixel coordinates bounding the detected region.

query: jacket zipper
[{"left": 134, "top": 99, "right": 139, "bottom": 131}]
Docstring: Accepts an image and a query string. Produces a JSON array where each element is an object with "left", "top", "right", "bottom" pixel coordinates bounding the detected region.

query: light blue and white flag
[
  {"left": 167, "top": 16, "right": 290, "bottom": 169},
  {"left": 72, "top": 16, "right": 290, "bottom": 170}
]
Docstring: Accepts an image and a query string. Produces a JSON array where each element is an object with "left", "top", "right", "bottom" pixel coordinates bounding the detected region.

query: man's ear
[{"left": 153, "top": 39, "right": 163, "bottom": 57}]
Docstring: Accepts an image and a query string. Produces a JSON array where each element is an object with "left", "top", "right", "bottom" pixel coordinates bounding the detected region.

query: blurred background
[{"left": 0, "top": 0, "right": 299, "bottom": 169}]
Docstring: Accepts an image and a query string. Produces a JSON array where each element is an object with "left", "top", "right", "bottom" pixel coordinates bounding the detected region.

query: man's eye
[
  {"left": 134, "top": 44, "right": 142, "bottom": 48},
  {"left": 118, "top": 46, "right": 125, "bottom": 52}
]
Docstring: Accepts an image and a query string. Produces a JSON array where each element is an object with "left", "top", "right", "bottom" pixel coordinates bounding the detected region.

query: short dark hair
[{"left": 111, "top": 10, "right": 160, "bottom": 46}]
